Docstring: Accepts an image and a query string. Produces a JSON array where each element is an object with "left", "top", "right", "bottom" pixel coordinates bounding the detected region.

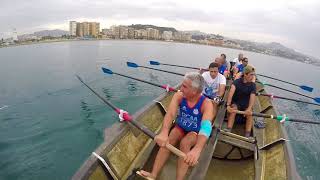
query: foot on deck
[{"left": 136, "top": 170, "right": 156, "bottom": 180}]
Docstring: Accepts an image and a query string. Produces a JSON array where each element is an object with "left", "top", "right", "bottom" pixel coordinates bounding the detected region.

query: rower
[
  {"left": 202, "top": 62, "right": 226, "bottom": 119},
  {"left": 220, "top": 54, "right": 230, "bottom": 78},
  {"left": 226, "top": 65, "right": 256, "bottom": 138},
  {"left": 214, "top": 57, "right": 228, "bottom": 78},
  {"left": 230, "top": 53, "right": 243, "bottom": 78},
  {"left": 137, "top": 72, "right": 214, "bottom": 180},
  {"left": 234, "top": 57, "right": 248, "bottom": 79}
]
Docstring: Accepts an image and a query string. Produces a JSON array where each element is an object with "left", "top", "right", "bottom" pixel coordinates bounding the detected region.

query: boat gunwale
[{"left": 256, "top": 83, "right": 301, "bottom": 180}]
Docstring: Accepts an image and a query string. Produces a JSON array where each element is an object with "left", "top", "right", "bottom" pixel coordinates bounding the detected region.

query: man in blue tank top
[
  {"left": 215, "top": 56, "right": 229, "bottom": 78},
  {"left": 137, "top": 72, "right": 214, "bottom": 180}
]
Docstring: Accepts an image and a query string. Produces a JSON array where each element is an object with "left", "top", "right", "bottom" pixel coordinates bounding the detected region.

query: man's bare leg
[
  {"left": 245, "top": 115, "right": 253, "bottom": 137},
  {"left": 176, "top": 133, "right": 197, "bottom": 180},
  {"left": 139, "top": 127, "right": 184, "bottom": 179}
]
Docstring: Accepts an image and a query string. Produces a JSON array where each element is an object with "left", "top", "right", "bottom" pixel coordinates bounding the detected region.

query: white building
[
  {"left": 69, "top": 21, "right": 77, "bottom": 36},
  {"left": 162, "top": 31, "right": 173, "bottom": 41},
  {"left": 146, "top": 28, "right": 159, "bottom": 40},
  {"left": 12, "top": 28, "right": 18, "bottom": 41}
]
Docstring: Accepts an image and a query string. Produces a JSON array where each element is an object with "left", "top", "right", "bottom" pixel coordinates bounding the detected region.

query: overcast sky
[{"left": 1, "top": 0, "right": 320, "bottom": 58}]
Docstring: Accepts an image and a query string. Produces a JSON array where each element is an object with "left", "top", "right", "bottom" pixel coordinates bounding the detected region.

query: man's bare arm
[
  {"left": 247, "top": 93, "right": 256, "bottom": 110},
  {"left": 218, "top": 84, "right": 226, "bottom": 97},
  {"left": 193, "top": 99, "right": 214, "bottom": 151}
]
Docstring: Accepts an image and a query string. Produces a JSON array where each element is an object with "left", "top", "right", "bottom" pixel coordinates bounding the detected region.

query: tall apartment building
[
  {"left": 69, "top": 21, "right": 77, "bottom": 36},
  {"left": 119, "top": 26, "right": 128, "bottom": 39},
  {"left": 146, "top": 28, "right": 159, "bottom": 40},
  {"left": 173, "top": 31, "right": 191, "bottom": 41},
  {"left": 76, "top": 23, "right": 84, "bottom": 37},
  {"left": 82, "top": 22, "right": 90, "bottom": 36},
  {"left": 87, "top": 22, "right": 100, "bottom": 37},
  {"left": 134, "top": 29, "right": 148, "bottom": 39},
  {"left": 72, "top": 21, "right": 100, "bottom": 37},
  {"left": 110, "top": 25, "right": 120, "bottom": 38}
]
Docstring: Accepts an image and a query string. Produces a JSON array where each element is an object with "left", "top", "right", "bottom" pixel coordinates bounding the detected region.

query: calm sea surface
[{"left": 0, "top": 40, "right": 319, "bottom": 180}]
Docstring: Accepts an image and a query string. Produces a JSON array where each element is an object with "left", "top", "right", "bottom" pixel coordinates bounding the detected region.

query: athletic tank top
[{"left": 176, "top": 95, "right": 206, "bottom": 133}]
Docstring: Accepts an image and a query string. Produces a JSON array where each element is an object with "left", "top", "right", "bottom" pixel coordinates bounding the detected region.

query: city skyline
[{"left": 1, "top": 0, "right": 320, "bottom": 59}]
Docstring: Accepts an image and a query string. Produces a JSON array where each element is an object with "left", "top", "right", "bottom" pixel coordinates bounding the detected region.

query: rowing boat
[{"left": 73, "top": 80, "right": 300, "bottom": 180}]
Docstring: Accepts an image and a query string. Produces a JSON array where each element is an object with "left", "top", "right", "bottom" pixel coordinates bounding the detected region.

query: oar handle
[
  {"left": 236, "top": 110, "right": 269, "bottom": 117},
  {"left": 129, "top": 120, "right": 156, "bottom": 139},
  {"left": 166, "top": 143, "right": 186, "bottom": 158}
]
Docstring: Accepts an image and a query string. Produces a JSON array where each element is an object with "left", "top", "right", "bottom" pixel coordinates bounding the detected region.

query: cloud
[{"left": 1, "top": 0, "right": 319, "bottom": 58}]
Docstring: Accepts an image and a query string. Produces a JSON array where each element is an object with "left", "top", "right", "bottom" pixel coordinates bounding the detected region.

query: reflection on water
[
  {"left": 127, "top": 80, "right": 138, "bottom": 94},
  {"left": 102, "top": 87, "right": 112, "bottom": 100},
  {"left": 0, "top": 105, "right": 8, "bottom": 110},
  {"left": 149, "top": 72, "right": 159, "bottom": 81},
  {"left": 80, "top": 100, "right": 93, "bottom": 122}
]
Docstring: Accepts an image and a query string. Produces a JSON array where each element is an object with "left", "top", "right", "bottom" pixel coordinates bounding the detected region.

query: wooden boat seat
[{"left": 218, "top": 133, "right": 255, "bottom": 151}]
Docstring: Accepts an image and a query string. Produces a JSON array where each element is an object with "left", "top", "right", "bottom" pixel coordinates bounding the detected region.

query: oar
[
  {"left": 236, "top": 110, "right": 320, "bottom": 125},
  {"left": 256, "top": 93, "right": 320, "bottom": 107},
  {"left": 130, "top": 62, "right": 320, "bottom": 106},
  {"left": 76, "top": 75, "right": 186, "bottom": 158},
  {"left": 149, "top": 60, "right": 205, "bottom": 70},
  {"left": 149, "top": 60, "right": 314, "bottom": 92},
  {"left": 127, "top": 61, "right": 185, "bottom": 76},
  {"left": 258, "top": 81, "right": 320, "bottom": 103},
  {"left": 102, "top": 67, "right": 178, "bottom": 92},
  {"left": 257, "top": 74, "right": 313, "bottom": 92}
]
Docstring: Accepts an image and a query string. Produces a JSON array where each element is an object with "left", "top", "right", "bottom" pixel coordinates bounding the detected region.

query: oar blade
[
  {"left": 314, "top": 97, "right": 320, "bottom": 104},
  {"left": 101, "top": 67, "right": 114, "bottom": 74},
  {"left": 126, "top": 61, "right": 139, "bottom": 68},
  {"left": 300, "top": 85, "right": 313, "bottom": 92},
  {"left": 149, "top": 60, "right": 160, "bottom": 65}
]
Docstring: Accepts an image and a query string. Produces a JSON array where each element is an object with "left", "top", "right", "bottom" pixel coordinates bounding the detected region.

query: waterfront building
[
  {"left": 102, "top": 28, "right": 113, "bottom": 38},
  {"left": 119, "top": 26, "right": 128, "bottom": 39},
  {"left": 173, "top": 31, "right": 191, "bottom": 41},
  {"left": 128, "top": 27, "right": 135, "bottom": 39},
  {"left": 69, "top": 21, "right": 77, "bottom": 36},
  {"left": 162, "top": 31, "right": 173, "bottom": 41},
  {"left": 146, "top": 28, "right": 159, "bottom": 40},
  {"left": 134, "top": 29, "right": 148, "bottom": 39},
  {"left": 73, "top": 21, "right": 100, "bottom": 37},
  {"left": 89, "top": 22, "right": 100, "bottom": 37},
  {"left": 110, "top": 25, "right": 120, "bottom": 38},
  {"left": 76, "top": 22, "right": 84, "bottom": 37}
]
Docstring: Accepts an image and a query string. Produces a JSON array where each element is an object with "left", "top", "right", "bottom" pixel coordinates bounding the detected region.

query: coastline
[{"left": 1, "top": 38, "right": 319, "bottom": 66}]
